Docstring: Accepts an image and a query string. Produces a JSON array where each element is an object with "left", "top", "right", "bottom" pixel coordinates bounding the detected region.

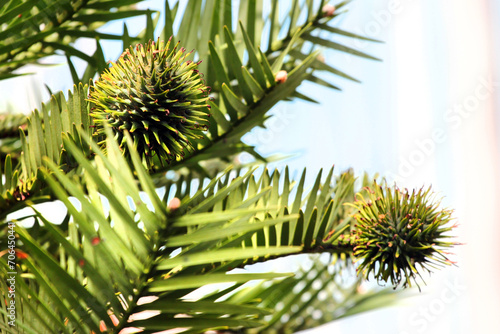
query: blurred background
[{"left": 1, "top": 0, "right": 499, "bottom": 333}]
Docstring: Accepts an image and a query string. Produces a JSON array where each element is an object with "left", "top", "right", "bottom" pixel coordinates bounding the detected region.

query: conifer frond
[{"left": 0, "top": 0, "right": 152, "bottom": 80}]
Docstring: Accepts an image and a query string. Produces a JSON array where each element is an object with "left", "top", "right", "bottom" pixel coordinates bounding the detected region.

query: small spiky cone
[
  {"left": 350, "top": 183, "right": 457, "bottom": 288},
  {"left": 88, "top": 38, "right": 210, "bottom": 165}
]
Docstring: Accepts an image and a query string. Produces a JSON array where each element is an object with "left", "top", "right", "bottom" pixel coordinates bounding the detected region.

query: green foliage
[
  {"left": 227, "top": 257, "right": 399, "bottom": 333},
  {"left": 0, "top": 83, "right": 91, "bottom": 220},
  {"left": 0, "top": 0, "right": 151, "bottom": 81},
  {"left": 2, "top": 130, "right": 314, "bottom": 332},
  {"left": 0, "top": 0, "right": 458, "bottom": 333},
  {"left": 3, "top": 128, "right": 400, "bottom": 333}
]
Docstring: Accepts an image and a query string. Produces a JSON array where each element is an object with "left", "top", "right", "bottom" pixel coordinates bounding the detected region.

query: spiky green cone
[
  {"left": 88, "top": 38, "right": 210, "bottom": 166},
  {"left": 349, "top": 183, "right": 457, "bottom": 288}
]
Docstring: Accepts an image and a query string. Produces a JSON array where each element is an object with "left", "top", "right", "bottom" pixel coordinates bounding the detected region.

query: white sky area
[{"left": 2, "top": 0, "right": 500, "bottom": 333}]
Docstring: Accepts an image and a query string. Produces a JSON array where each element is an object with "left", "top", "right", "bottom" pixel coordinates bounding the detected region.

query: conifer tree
[{"left": 0, "top": 1, "right": 457, "bottom": 333}]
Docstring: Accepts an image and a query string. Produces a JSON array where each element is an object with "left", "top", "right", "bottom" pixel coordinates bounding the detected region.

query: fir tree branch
[{"left": 0, "top": 0, "right": 149, "bottom": 79}]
